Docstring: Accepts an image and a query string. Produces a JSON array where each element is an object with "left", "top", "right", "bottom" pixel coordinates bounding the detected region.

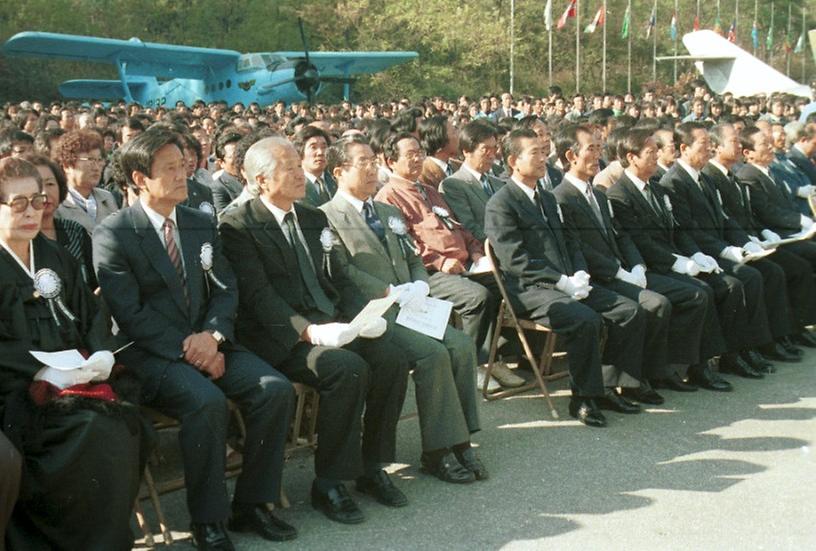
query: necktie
[
  {"left": 533, "top": 190, "right": 548, "bottom": 220},
  {"left": 363, "top": 201, "right": 385, "bottom": 241},
  {"left": 316, "top": 177, "right": 331, "bottom": 204},
  {"left": 644, "top": 184, "right": 664, "bottom": 217},
  {"left": 727, "top": 171, "right": 744, "bottom": 206},
  {"left": 445, "top": 163, "right": 454, "bottom": 177},
  {"left": 283, "top": 213, "right": 335, "bottom": 316},
  {"left": 162, "top": 219, "right": 189, "bottom": 307},
  {"left": 585, "top": 186, "right": 605, "bottom": 230},
  {"left": 480, "top": 174, "right": 494, "bottom": 197}
]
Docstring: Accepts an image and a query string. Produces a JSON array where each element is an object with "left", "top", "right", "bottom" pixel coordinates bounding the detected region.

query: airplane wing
[
  {"left": 275, "top": 51, "right": 418, "bottom": 76},
  {"left": 58, "top": 79, "right": 151, "bottom": 100},
  {"left": 3, "top": 31, "right": 240, "bottom": 80}
]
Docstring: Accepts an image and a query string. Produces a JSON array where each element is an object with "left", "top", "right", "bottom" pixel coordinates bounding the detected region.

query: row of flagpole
[{"left": 522, "top": 0, "right": 812, "bottom": 94}]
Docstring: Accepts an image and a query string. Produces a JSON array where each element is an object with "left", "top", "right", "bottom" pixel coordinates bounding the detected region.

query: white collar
[
  {"left": 259, "top": 195, "right": 296, "bottom": 228},
  {"left": 707, "top": 159, "right": 730, "bottom": 177},
  {"left": 0, "top": 238, "right": 34, "bottom": 278},
  {"left": 337, "top": 189, "right": 367, "bottom": 214},
  {"left": 676, "top": 158, "right": 700, "bottom": 183},
  {"left": 462, "top": 163, "right": 483, "bottom": 182},
  {"left": 624, "top": 169, "right": 648, "bottom": 192},
  {"left": 304, "top": 170, "right": 325, "bottom": 184},
  {"left": 67, "top": 187, "right": 97, "bottom": 207},
  {"left": 141, "top": 202, "right": 178, "bottom": 233},
  {"left": 563, "top": 172, "right": 591, "bottom": 195},
  {"left": 657, "top": 161, "right": 671, "bottom": 173},
  {"left": 510, "top": 177, "right": 537, "bottom": 203}
]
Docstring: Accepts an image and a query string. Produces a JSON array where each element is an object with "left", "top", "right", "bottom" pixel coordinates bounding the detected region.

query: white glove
[
  {"left": 630, "top": 264, "right": 648, "bottom": 288},
  {"left": 391, "top": 280, "right": 430, "bottom": 312},
  {"left": 307, "top": 323, "right": 359, "bottom": 347},
  {"left": 358, "top": 317, "right": 387, "bottom": 339},
  {"left": 800, "top": 215, "right": 814, "bottom": 230},
  {"left": 692, "top": 252, "right": 720, "bottom": 273},
  {"left": 796, "top": 184, "right": 815, "bottom": 199},
  {"left": 720, "top": 246, "right": 746, "bottom": 263},
  {"left": 556, "top": 274, "right": 592, "bottom": 300},
  {"left": 469, "top": 255, "right": 493, "bottom": 274},
  {"left": 571, "top": 270, "right": 591, "bottom": 286},
  {"left": 672, "top": 254, "right": 701, "bottom": 276},
  {"left": 615, "top": 267, "right": 643, "bottom": 288},
  {"left": 761, "top": 229, "right": 781, "bottom": 243},
  {"left": 743, "top": 241, "right": 765, "bottom": 255}
]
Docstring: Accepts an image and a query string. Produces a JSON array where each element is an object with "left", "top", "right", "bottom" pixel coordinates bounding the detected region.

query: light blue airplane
[{"left": 3, "top": 27, "right": 418, "bottom": 107}]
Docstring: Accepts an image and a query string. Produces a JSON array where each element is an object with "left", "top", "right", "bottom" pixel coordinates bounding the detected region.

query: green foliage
[{"left": 0, "top": 0, "right": 813, "bottom": 103}]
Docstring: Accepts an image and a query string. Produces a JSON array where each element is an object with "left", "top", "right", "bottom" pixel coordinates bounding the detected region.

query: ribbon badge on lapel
[
  {"left": 606, "top": 198, "right": 614, "bottom": 218},
  {"left": 199, "top": 201, "right": 216, "bottom": 219},
  {"left": 431, "top": 205, "right": 457, "bottom": 230},
  {"left": 662, "top": 195, "right": 678, "bottom": 225},
  {"left": 388, "top": 216, "right": 418, "bottom": 258},
  {"left": 555, "top": 203, "right": 564, "bottom": 224},
  {"left": 33, "top": 269, "right": 77, "bottom": 327},
  {"left": 200, "top": 243, "right": 227, "bottom": 291},
  {"left": 319, "top": 227, "right": 337, "bottom": 278},
  {"left": 715, "top": 189, "right": 729, "bottom": 219}
]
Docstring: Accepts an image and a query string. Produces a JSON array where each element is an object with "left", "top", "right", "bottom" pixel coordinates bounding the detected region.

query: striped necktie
[{"left": 163, "top": 219, "right": 189, "bottom": 307}]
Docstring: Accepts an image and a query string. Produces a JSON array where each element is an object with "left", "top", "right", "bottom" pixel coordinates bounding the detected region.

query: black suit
[
  {"left": 218, "top": 198, "right": 409, "bottom": 481},
  {"left": 185, "top": 176, "right": 216, "bottom": 211},
  {"left": 484, "top": 180, "right": 647, "bottom": 397},
  {"left": 787, "top": 147, "right": 816, "bottom": 186},
  {"left": 94, "top": 203, "right": 293, "bottom": 523},
  {"left": 211, "top": 171, "right": 244, "bottom": 214},
  {"left": 659, "top": 164, "right": 775, "bottom": 348},
  {"left": 553, "top": 179, "right": 710, "bottom": 376}
]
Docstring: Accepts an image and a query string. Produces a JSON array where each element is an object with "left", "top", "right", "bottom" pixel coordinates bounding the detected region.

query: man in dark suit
[
  {"left": 439, "top": 121, "right": 505, "bottom": 241},
  {"left": 489, "top": 92, "right": 520, "bottom": 122},
  {"left": 210, "top": 130, "right": 244, "bottom": 213},
  {"left": 703, "top": 123, "right": 816, "bottom": 353},
  {"left": 218, "top": 137, "right": 411, "bottom": 524},
  {"left": 94, "top": 128, "right": 295, "bottom": 550},
  {"left": 293, "top": 125, "right": 338, "bottom": 207},
  {"left": 485, "top": 129, "right": 648, "bottom": 427},
  {"left": 786, "top": 122, "right": 816, "bottom": 186},
  {"left": 650, "top": 128, "right": 676, "bottom": 186},
  {"left": 552, "top": 125, "right": 711, "bottom": 406},
  {"left": 659, "top": 122, "right": 790, "bottom": 377}
]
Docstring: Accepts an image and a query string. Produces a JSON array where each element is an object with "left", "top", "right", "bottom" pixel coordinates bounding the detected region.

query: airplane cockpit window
[
  {"left": 261, "top": 54, "right": 288, "bottom": 72},
  {"left": 237, "top": 54, "right": 266, "bottom": 73}
]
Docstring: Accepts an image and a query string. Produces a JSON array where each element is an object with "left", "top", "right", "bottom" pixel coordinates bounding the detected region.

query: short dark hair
[
  {"left": 22, "top": 153, "right": 68, "bottom": 203},
  {"left": 458, "top": 120, "right": 497, "bottom": 154},
  {"left": 383, "top": 131, "right": 420, "bottom": 163},
  {"left": 391, "top": 107, "right": 423, "bottom": 134},
  {"left": 0, "top": 157, "right": 42, "bottom": 200},
  {"left": 119, "top": 127, "right": 184, "bottom": 188},
  {"left": 327, "top": 134, "right": 370, "bottom": 174},
  {"left": 555, "top": 124, "right": 593, "bottom": 166},
  {"left": 618, "top": 128, "right": 656, "bottom": 168},
  {"left": 291, "top": 125, "right": 331, "bottom": 158},
  {"left": 708, "top": 123, "right": 733, "bottom": 148},
  {"left": 740, "top": 126, "right": 764, "bottom": 152},
  {"left": 676, "top": 121, "right": 707, "bottom": 148},
  {"left": 418, "top": 116, "right": 450, "bottom": 155},
  {"left": 0, "top": 129, "right": 35, "bottom": 156},
  {"left": 501, "top": 128, "right": 538, "bottom": 164},
  {"left": 214, "top": 129, "right": 243, "bottom": 160}
]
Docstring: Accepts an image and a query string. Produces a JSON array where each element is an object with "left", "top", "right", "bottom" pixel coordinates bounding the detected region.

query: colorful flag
[
  {"left": 544, "top": 0, "right": 553, "bottom": 32},
  {"left": 645, "top": 6, "right": 656, "bottom": 39},
  {"left": 784, "top": 33, "right": 792, "bottom": 54},
  {"left": 693, "top": 15, "right": 700, "bottom": 31},
  {"left": 713, "top": 17, "right": 723, "bottom": 35},
  {"left": 727, "top": 20, "right": 736, "bottom": 43},
  {"left": 751, "top": 21, "right": 759, "bottom": 50},
  {"left": 794, "top": 32, "right": 805, "bottom": 54},
  {"left": 621, "top": 5, "right": 631, "bottom": 39},
  {"left": 670, "top": 11, "right": 678, "bottom": 41},
  {"left": 766, "top": 24, "right": 774, "bottom": 50},
  {"left": 584, "top": 6, "right": 605, "bottom": 33},
  {"left": 557, "top": 0, "right": 576, "bottom": 30}
]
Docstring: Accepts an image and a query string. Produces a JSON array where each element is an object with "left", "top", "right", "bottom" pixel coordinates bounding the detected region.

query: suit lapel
[
  {"left": 249, "top": 198, "right": 299, "bottom": 277},
  {"left": 177, "top": 208, "right": 203, "bottom": 320}
]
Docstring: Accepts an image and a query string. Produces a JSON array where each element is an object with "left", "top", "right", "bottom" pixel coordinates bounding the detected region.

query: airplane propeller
[{"left": 291, "top": 18, "right": 355, "bottom": 104}]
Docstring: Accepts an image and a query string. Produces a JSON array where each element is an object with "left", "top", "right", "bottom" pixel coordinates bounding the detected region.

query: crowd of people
[{"left": 1, "top": 79, "right": 816, "bottom": 550}]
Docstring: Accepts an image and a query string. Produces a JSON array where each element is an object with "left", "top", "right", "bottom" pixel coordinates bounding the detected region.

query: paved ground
[{"left": 135, "top": 350, "right": 816, "bottom": 550}]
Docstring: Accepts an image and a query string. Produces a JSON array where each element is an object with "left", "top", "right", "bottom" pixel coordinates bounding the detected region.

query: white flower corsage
[
  {"left": 663, "top": 196, "right": 673, "bottom": 212},
  {"left": 431, "top": 205, "right": 456, "bottom": 229},
  {"left": 199, "top": 201, "right": 216, "bottom": 218},
  {"left": 556, "top": 203, "right": 564, "bottom": 223},
  {"left": 320, "top": 227, "right": 336, "bottom": 278},
  {"left": 388, "top": 216, "right": 418, "bottom": 258},
  {"left": 200, "top": 243, "right": 227, "bottom": 290},
  {"left": 33, "top": 268, "right": 77, "bottom": 326}
]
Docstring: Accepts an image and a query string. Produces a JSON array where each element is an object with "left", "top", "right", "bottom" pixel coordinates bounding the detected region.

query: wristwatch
[{"left": 209, "top": 330, "right": 226, "bottom": 346}]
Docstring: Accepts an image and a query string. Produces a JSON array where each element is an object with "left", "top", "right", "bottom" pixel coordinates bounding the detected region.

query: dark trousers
[
  {"left": 150, "top": 350, "right": 294, "bottom": 523},
  {"left": 274, "top": 332, "right": 409, "bottom": 482},
  {"left": 518, "top": 284, "right": 645, "bottom": 397},
  {"left": 717, "top": 259, "right": 774, "bottom": 346},
  {"left": 694, "top": 269, "right": 764, "bottom": 353},
  {"left": 1, "top": 431, "right": 21, "bottom": 550},
  {"left": 773, "top": 246, "right": 816, "bottom": 328},
  {"left": 748, "top": 257, "right": 795, "bottom": 339},
  {"left": 665, "top": 273, "right": 728, "bottom": 360}
]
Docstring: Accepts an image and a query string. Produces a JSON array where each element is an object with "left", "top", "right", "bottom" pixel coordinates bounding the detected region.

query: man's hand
[
  {"left": 183, "top": 332, "right": 219, "bottom": 370},
  {"left": 199, "top": 352, "right": 226, "bottom": 380}
]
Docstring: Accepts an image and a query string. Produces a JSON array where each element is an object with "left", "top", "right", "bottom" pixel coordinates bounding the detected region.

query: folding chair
[{"left": 482, "top": 239, "right": 568, "bottom": 418}]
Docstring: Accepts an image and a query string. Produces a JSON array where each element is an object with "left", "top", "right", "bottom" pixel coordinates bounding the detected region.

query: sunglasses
[{"left": 0, "top": 193, "right": 48, "bottom": 213}]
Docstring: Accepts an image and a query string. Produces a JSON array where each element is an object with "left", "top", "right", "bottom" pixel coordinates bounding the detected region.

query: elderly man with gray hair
[{"left": 218, "top": 137, "right": 412, "bottom": 525}]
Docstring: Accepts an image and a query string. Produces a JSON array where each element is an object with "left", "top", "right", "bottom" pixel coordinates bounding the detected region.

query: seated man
[
  {"left": 218, "top": 137, "right": 411, "bottom": 523},
  {"left": 210, "top": 130, "right": 245, "bottom": 213},
  {"left": 292, "top": 125, "right": 338, "bottom": 207},
  {"left": 321, "top": 135, "right": 489, "bottom": 482},
  {"left": 376, "top": 132, "right": 522, "bottom": 389},
  {"left": 484, "top": 129, "right": 648, "bottom": 427},
  {"left": 94, "top": 128, "right": 295, "bottom": 551}
]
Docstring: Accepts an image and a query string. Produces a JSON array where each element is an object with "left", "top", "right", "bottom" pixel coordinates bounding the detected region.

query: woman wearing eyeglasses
[
  {"left": 0, "top": 157, "right": 148, "bottom": 550},
  {"left": 55, "top": 129, "right": 119, "bottom": 235}
]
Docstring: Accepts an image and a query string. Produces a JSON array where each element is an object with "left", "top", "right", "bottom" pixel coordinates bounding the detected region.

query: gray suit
[
  {"left": 56, "top": 187, "right": 119, "bottom": 235},
  {"left": 321, "top": 194, "right": 480, "bottom": 451},
  {"left": 439, "top": 166, "right": 505, "bottom": 242}
]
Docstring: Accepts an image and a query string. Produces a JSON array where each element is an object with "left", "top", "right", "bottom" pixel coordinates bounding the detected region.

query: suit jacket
[
  {"left": 56, "top": 187, "right": 119, "bottom": 235},
  {"left": 606, "top": 172, "right": 698, "bottom": 273},
  {"left": 438, "top": 165, "right": 505, "bottom": 241},
  {"left": 300, "top": 171, "right": 338, "bottom": 208},
  {"left": 659, "top": 163, "right": 749, "bottom": 257},
  {"left": 484, "top": 180, "right": 586, "bottom": 308},
  {"left": 787, "top": 146, "right": 816, "bottom": 186},
  {"left": 553, "top": 180, "right": 644, "bottom": 282},
  {"left": 419, "top": 157, "right": 461, "bottom": 190},
  {"left": 701, "top": 163, "right": 761, "bottom": 236},
  {"left": 320, "top": 194, "right": 428, "bottom": 300},
  {"left": 184, "top": 177, "right": 216, "bottom": 211},
  {"left": 211, "top": 171, "right": 244, "bottom": 213},
  {"left": 592, "top": 160, "right": 624, "bottom": 190},
  {"left": 490, "top": 108, "right": 519, "bottom": 122},
  {"left": 218, "top": 198, "right": 364, "bottom": 363},
  {"left": 735, "top": 163, "right": 802, "bottom": 234},
  {"left": 93, "top": 203, "right": 237, "bottom": 399},
  {"left": 545, "top": 162, "right": 564, "bottom": 189}
]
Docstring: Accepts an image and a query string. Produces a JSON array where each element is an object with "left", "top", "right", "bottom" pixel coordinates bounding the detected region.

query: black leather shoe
[
  {"left": 356, "top": 470, "right": 408, "bottom": 507},
  {"left": 688, "top": 364, "right": 733, "bottom": 392},
  {"left": 792, "top": 331, "right": 816, "bottom": 348},
  {"left": 310, "top": 482, "right": 365, "bottom": 524},
  {"left": 779, "top": 337, "right": 804, "bottom": 357},
  {"left": 228, "top": 503, "right": 297, "bottom": 541},
  {"left": 596, "top": 389, "right": 641, "bottom": 414},
  {"left": 420, "top": 451, "right": 475, "bottom": 484},
  {"left": 454, "top": 447, "right": 489, "bottom": 481},
  {"left": 190, "top": 522, "right": 235, "bottom": 551},
  {"left": 620, "top": 382, "right": 665, "bottom": 405},
  {"left": 652, "top": 372, "right": 698, "bottom": 392},
  {"left": 743, "top": 350, "right": 775, "bottom": 373},
  {"left": 761, "top": 342, "right": 801, "bottom": 363},
  {"left": 568, "top": 398, "right": 607, "bottom": 427},
  {"left": 722, "top": 354, "right": 764, "bottom": 379}
]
